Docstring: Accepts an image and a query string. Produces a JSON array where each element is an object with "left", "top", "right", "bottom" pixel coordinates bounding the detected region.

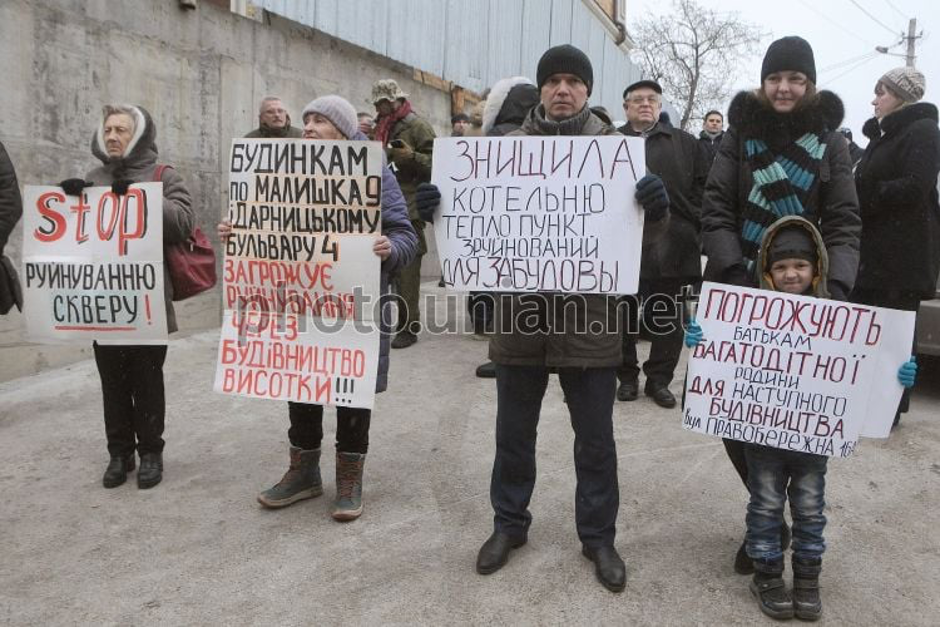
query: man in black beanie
[
  {"left": 414, "top": 43, "right": 672, "bottom": 591},
  {"left": 468, "top": 44, "right": 671, "bottom": 593}
]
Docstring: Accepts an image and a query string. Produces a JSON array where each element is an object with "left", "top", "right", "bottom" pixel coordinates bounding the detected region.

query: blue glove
[
  {"left": 415, "top": 183, "right": 441, "bottom": 223},
  {"left": 897, "top": 357, "right": 917, "bottom": 388},
  {"left": 684, "top": 320, "right": 704, "bottom": 348},
  {"left": 58, "top": 178, "right": 92, "bottom": 196},
  {"left": 635, "top": 174, "right": 669, "bottom": 222}
]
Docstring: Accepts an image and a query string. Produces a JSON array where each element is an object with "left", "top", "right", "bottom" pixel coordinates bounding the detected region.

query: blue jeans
[
  {"left": 745, "top": 444, "right": 828, "bottom": 561},
  {"left": 490, "top": 365, "right": 619, "bottom": 548}
]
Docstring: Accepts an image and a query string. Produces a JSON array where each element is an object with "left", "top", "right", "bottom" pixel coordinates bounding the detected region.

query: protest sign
[
  {"left": 683, "top": 282, "right": 916, "bottom": 457},
  {"left": 430, "top": 136, "right": 646, "bottom": 294},
  {"left": 214, "top": 139, "right": 382, "bottom": 408},
  {"left": 21, "top": 184, "right": 167, "bottom": 343}
]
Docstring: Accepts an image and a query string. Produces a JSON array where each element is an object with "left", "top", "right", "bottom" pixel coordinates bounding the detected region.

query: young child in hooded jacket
[{"left": 686, "top": 216, "right": 918, "bottom": 621}]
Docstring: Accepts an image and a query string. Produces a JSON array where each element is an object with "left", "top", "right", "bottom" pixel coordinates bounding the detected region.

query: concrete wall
[{"left": 0, "top": 0, "right": 450, "bottom": 381}]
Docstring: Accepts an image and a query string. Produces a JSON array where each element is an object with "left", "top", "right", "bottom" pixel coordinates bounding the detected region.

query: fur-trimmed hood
[
  {"left": 728, "top": 90, "right": 845, "bottom": 149},
  {"left": 91, "top": 104, "right": 158, "bottom": 174},
  {"left": 483, "top": 76, "right": 539, "bottom": 136},
  {"left": 757, "top": 215, "right": 830, "bottom": 297},
  {"left": 862, "top": 101, "right": 939, "bottom": 140}
]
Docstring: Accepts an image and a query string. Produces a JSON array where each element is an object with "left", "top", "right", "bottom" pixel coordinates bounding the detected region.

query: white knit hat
[
  {"left": 301, "top": 95, "right": 358, "bottom": 139},
  {"left": 879, "top": 67, "right": 926, "bottom": 103}
]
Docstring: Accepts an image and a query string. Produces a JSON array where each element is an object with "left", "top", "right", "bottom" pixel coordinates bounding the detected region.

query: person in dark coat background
[
  {"left": 617, "top": 79, "right": 709, "bottom": 408},
  {"left": 700, "top": 109, "right": 725, "bottom": 164},
  {"left": 852, "top": 66, "right": 939, "bottom": 428},
  {"left": 0, "top": 141, "right": 23, "bottom": 315},
  {"left": 701, "top": 36, "right": 861, "bottom": 583},
  {"left": 838, "top": 127, "right": 864, "bottom": 168}
]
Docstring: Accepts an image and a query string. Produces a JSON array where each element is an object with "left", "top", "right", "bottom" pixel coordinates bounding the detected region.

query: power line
[
  {"left": 847, "top": 0, "right": 902, "bottom": 36},
  {"left": 829, "top": 53, "right": 879, "bottom": 83},
  {"left": 882, "top": 0, "right": 908, "bottom": 20},
  {"left": 819, "top": 51, "right": 880, "bottom": 73},
  {"left": 796, "top": 0, "right": 876, "bottom": 47}
]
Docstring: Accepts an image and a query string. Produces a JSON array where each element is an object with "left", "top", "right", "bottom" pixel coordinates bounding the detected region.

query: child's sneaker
[{"left": 750, "top": 558, "right": 795, "bottom": 620}]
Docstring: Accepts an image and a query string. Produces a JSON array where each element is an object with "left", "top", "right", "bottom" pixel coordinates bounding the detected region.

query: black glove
[
  {"left": 635, "top": 174, "right": 669, "bottom": 222},
  {"left": 59, "top": 178, "right": 92, "bottom": 196},
  {"left": 111, "top": 179, "right": 134, "bottom": 196},
  {"left": 827, "top": 280, "right": 849, "bottom": 301},
  {"left": 415, "top": 182, "right": 441, "bottom": 223}
]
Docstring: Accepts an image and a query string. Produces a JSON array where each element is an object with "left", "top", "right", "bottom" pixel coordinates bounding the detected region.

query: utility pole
[{"left": 905, "top": 18, "right": 917, "bottom": 67}]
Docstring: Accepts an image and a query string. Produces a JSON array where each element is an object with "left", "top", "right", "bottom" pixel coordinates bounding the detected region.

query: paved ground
[{"left": 0, "top": 283, "right": 938, "bottom": 625}]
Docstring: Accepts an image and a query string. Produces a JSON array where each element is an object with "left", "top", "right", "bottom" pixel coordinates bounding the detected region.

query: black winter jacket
[
  {"left": 855, "top": 102, "right": 939, "bottom": 296},
  {"left": 702, "top": 90, "right": 861, "bottom": 297},
  {"left": 619, "top": 121, "right": 708, "bottom": 280}
]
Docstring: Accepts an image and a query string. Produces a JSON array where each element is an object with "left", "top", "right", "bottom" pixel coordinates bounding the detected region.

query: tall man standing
[
  {"left": 617, "top": 80, "right": 708, "bottom": 408},
  {"left": 371, "top": 79, "right": 436, "bottom": 348},
  {"left": 413, "top": 46, "right": 671, "bottom": 591}
]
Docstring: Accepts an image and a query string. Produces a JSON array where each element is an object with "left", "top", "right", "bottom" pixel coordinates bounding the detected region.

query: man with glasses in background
[{"left": 616, "top": 80, "right": 709, "bottom": 409}]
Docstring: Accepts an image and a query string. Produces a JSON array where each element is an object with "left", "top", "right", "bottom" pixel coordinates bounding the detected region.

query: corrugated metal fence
[{"left": 257, "top": 0, "right": 643, "bottom": 120}]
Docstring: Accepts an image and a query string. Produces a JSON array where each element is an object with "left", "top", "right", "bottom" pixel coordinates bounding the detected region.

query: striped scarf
[{"left": 740, "top": 132, "right": 827, "bottom": 271}]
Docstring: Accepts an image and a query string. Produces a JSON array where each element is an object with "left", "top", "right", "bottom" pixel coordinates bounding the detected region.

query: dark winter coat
[
  {"left": 702, "top": 90, "right": 861, "bottom": 298},
  {"left": 619, "top": 121, "right": 708, "bottom": 280},
  {"left": 488, "top": 105, "right": 669, "bottom": 368},
  {"left": 245, "top": 120, "right": 303, "bottom": 139},
  {"left": 85, "top": 106, "right": 195, "bottom": 334},
  {"left": 483, "top": 80, "right": 540, "bottom": 138},
  {"left": 361, "top": 130, "right": 419, "bottom": 392},
  {"left": 0, "top": 141, "right": 23, "bottom": 314},
  {"left": 855, "top": 102, "right": 939, "bottom": 296},
  {"left": 699, "top": 130, "right": 724, "bottom": 164}
]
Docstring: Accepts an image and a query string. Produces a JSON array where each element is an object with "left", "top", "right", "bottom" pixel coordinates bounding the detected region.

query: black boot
[
  {"left": 750, "top": 558, "right": 794, "bottom": 620},
  {"left": 476, "top": 531, "right": 526, "bottom": 575},
  {"left": 102, "top": 454, "right": 135, "bottom": 488},
  {"left": 582, "top": 545, "right": 626, "bottom": 592},
  {"left": 792, "top": 556, "right": 823, "bottom": 621},
  {"left": 137, "top": 452, "right": 163, "bottom": 489}
]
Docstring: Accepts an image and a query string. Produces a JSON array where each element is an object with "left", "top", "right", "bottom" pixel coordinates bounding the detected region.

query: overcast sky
[{"left": 627, "top": 0, "right": 940, "bottom": 145}]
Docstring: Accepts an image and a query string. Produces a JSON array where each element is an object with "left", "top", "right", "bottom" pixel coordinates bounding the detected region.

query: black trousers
[
  {"left": 490, "top": 364, "right": 619, "bottom": 548},
  {"left": 619, "top": 278, "right": 693, "bottom": 390},
  {"left": 286, "top": 402, "right": 371, "bottom": 454},
  {"left": 93, "top": 343, "right": 167, "bottom": 458}
]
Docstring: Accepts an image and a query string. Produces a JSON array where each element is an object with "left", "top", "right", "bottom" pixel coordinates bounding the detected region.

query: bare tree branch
[{"left": 630, "top": 0, "right": 763, "bottom": 131}]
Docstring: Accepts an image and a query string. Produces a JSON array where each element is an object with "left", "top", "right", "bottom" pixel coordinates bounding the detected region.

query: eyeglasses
[{"left": 626, "top": 96, "right": 661, "bottom": 105}]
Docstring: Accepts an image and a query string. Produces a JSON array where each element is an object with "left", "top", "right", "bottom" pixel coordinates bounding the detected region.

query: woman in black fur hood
[{"left": 700, "top": 36, "right": 861, "bottom": 618}]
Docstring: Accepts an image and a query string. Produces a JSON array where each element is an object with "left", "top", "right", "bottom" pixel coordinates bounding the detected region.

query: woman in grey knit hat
[
  {"left": 218, "top": 95, "right": 418, "bottom": 521},
  {"left": 852, "top": 66, "right": 938, "bottom": 428}
]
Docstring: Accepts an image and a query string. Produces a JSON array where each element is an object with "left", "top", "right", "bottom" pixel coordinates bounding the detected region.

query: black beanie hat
[
  {"left": 761, "top": 36, "right": 816, "bottom": 84},
  {"left": 537, "top": 45, "right": 593, "bottom": 96},
  {"left": 767, "top": 225, "right": 818, "bottom": 266}
]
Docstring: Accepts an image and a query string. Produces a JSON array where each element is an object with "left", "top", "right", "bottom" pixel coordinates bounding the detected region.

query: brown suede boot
[
  {"left": 332, "top": 452, "right": 365, "bottom": 521},
  {"left": 257, "top": 446, "right": 323, "bottom": 508}
]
